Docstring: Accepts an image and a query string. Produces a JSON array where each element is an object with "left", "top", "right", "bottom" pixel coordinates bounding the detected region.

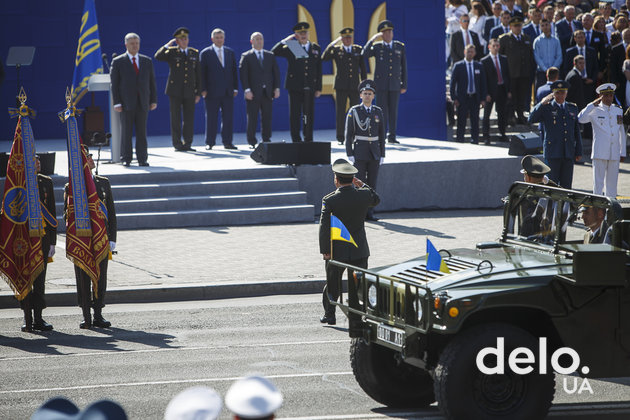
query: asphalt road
[{"left": 0, "top": 295, "right": 629, "bottom": 420}]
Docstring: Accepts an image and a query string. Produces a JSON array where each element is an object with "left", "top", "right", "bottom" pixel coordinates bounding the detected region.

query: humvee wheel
[
  {"left": 433, "top": 323, "right": 555, "bottom": 420},
  {"left": 350, "top": 337, "right": 435, "bottom": 407}
]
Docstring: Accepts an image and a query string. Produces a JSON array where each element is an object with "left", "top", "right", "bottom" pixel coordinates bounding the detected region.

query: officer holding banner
[{"left": 318, "top": 159, "right": 380, "bottom": 325}]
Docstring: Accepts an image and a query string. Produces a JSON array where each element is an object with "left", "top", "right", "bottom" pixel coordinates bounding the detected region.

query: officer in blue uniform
[
  {"left": 363, "top": 20, "right": 407, "bottom": 144},
  {"left": 346, "top": 79, "right": 385, "bottom": 221},
  {"left": 528, "top": 80, "right": 583, "bottom": 188}
]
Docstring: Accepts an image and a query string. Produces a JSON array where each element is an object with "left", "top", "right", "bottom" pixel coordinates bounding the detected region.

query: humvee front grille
[{"left": 391, "top": 258, "right": 477, "bottom": 283}]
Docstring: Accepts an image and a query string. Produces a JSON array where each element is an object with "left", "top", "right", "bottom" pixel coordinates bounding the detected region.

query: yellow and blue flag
[
  {"left": 71, "top": 0, "right": 103, "bottom": 103},
  {"left": 426, "top": 239, "right": 450, "bottom": 273},
  {"left": 331, "top": 215, "right": 358, "bottom": 248}
]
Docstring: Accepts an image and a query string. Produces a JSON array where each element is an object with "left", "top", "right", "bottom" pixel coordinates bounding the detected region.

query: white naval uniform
[{"left": 577, "top": 102, "right": 626, "bottom": 197}]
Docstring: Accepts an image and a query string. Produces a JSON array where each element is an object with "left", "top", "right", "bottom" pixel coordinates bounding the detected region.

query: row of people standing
[{"left": 110, "top": 20, "right": 407, "bottom": 166}]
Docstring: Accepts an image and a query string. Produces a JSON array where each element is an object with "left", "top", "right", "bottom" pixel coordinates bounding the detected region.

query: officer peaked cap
[
  {"left": 520, "top": 155, "right": 550, "bottom": 176},
  {"left": 293, "top": 22, "right": 310, "bottom": 32},
  {"left": 378, "top": 20, "right": 394, "bottom": 32},
  {"left": 173, "top": 27, "right": 189, "bottom": 38},
  {"left": 596, "top": 83, "right": 616, "bottom": 95},
  {"left": 340, "top": 27, "right": 354, "bottom": 36},
  {"left": 359, "top": 79, "right": 376, "bottom": 93},
  {"left": 551, "top": 80, "right": 569, "bottom": 91},
  {"left": 332, "top": 158, "right": 358, "bottom": 175}
]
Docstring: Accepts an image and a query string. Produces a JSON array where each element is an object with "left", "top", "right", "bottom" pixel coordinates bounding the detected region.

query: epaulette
[
  {"left": 372, "top": 104, "right": 383, "bottom": 111},
  {"left": 566, "top": 101, "right": 577, "bottom": 107},
  {"left": 498, "top": 32, "right": 509, "bottom": 39},
  {"left": 373, "top": 40, "right": 384, "bottom": 45},
  {"left": 37, "top": 173, "right": 52, "bottom": 181},
  {"left": 167, "top": 46, "right": 178, "bottom": 50},
  {"left": 312, "top": 42, "right": 320, "bottom": 48},
  {"left": 189, "top": 47, "right": 198, "bottom": 52},
  {"left": 352, "top": 44, "right": 361, "bottom": 48},
  {"left": 323, "top": 190, "right": 337, "bottom": 200},
  {"left": 613, "top": 103, "right": 622, "bottom": 109},
  {"left": 393, "top": 40, "right": 405, "bottom": 46},
  {"left": 94, "top": 174, "right": 108, "bottom": 182}
]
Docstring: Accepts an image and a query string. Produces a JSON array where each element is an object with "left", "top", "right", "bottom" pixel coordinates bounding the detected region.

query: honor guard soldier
[
  {"left": 155, "top": 27, "right": 202, "bottom": 152},
  {"left": 363, "top": 20, "right": 407, "bottom": 144},
  {"left": 529, "top": 80, "right": 583, "bottom": 188},
  {"left": 272, "top": 22, "right": 323, "bottom": 142},
  {"left": 578, "top": 83, "right": 626, "bottom": 198},
  {"left": 322, "top": 27, "right": 367, "bottom": 145},
  {"left": 319, "top": 159, "right": 380, "bottom": 325},
  {"left": 20, "top": 156, "right": 57, "bottom": 332},
  {"left": 346, "top": 79, "right": 385, "bottom": 221}
]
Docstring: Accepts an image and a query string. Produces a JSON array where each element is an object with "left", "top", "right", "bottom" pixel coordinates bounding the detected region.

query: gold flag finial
[
  {"left": 18, "top": 87, "right": 27, "bottom": 105},
  {"left": 65, "top": 87, "right": 72, "bottom": 107}
]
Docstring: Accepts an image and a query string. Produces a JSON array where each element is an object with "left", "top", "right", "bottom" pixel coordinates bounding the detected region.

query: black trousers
[
  {"left": 334, "top": 89, "right": 360, "bottom": 142},
  {"left": 168, "top": 95, "right": 196, "bottom": 148},
  {"left": 482, "top": 85, "right": 508, "bottom": 137},
  {"left": 375, "top": 89, "right": 400, "bottom": 142},
  {"left": 245, "top": 92, "right": 273, "bottom": 145},
  {"left": 288, "top": 89, "right": 315, "bottom": 142},
  {"left": 75, "top": 258, "right": 108, "bottom": 310},
  {"left": 323, "top": 257, "right": 367, "bottom": 316},
  {"left": 355, "top": 158, "right": 380, "bottom": 189},
  {"left": 204, "top": 94, "right": 234, "bottom": 146},
  {"left": 120, "top": 108, "right": 149, "bottom": 164},
  {"left": 456, "top": 93, "right": 481, "bottom": 142},
  {"left": 510, "top": 76, "right": 530, "bottom": 120},
  {"left": 20, "top": 248, "right": 49, "bottom": 312}
]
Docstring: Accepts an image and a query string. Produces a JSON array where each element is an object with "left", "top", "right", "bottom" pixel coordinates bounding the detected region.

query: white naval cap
[
  {"left": 596, "top": 83, "right": 616, "bottom": 95},
  {"left": 225, "top": 375, "right": 283, "bottom": 419},
  {"left": 164, "top": 386, "right": 222, "bottom": 420}
]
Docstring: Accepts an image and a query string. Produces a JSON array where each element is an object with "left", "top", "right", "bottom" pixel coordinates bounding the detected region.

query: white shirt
[
  {"left": 577, "top": 102, "right": 626, "bottom": 160},
  {"left": 212, "top": 44, "right": 224, "bottom": 66},
  {"left": 126, "top": 52, "right": 139, "bottom": 69}
]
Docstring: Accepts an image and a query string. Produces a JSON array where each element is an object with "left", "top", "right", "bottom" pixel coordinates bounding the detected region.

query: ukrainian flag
[
  {"left": 426, "top": 239, "right": 450, "bottom": 273},
  {"left": 71, "top": 0, "right": 103, "bottom": 103},
  {"left": 331, "top": 215, "right": 358, "bottom": 248}
]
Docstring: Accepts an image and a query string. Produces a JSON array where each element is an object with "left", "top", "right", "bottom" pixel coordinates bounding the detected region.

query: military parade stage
[{"left": 4, "top": 129, "right": 522, "bottom": 229}]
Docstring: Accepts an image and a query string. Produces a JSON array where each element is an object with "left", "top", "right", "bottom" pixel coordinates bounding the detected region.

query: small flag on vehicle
[{"left": 426, "top": 239, "right": 450, "bottom": 273}]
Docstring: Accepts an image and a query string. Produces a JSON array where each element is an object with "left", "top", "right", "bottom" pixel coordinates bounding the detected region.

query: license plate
[{"left": 377, "top": 324, "right": 404, "bottom": 347}]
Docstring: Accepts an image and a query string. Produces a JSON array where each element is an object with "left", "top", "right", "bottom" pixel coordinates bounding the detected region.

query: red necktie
[
  {"left": 132, "top": 56, "right": 139, "bottom": 75},
  {"left": 494, "top": 55, "right": 503, "bottom": 84}
]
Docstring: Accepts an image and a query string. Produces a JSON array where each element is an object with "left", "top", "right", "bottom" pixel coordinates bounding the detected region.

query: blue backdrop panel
[{"left": 0, "top": 0, "right": 445, "bottom": 144}]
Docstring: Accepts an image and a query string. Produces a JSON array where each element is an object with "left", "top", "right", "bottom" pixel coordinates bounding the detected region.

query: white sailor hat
[
  {"left": 164, "top": 387, "right": 222, "bottom": 420},
  {"left": 596, "top": 83, "right": 616, "bottom": 95},
  {"left": 225, "top": 375, "right": 283, "bottom": 419}
]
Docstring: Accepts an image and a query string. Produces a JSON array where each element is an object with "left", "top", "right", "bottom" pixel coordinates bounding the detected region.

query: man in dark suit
[
  {"left": 318, "top": 159, "right": 380, "bottom": 325},
  {"left": 345, "top": 80, "right": 385, "bottom": 221},
  {"left": 363, "top": 20, "right": 407, "bottom": 144},
  {"left": 528, "top": 80, "right": 583, "bottom": 188},
  {"left": 484, "top": 1, "right": 504, "bottom": 43},
  {"left": 110, "top": 32, "right": 157, "bottom": 167},
  {"left": 609, "top": 32, "right": 626, "bottom": 92},
  {"left": 20, "top": 156, "right": 56, "bottom": 332},
  {"left": 200, "top": 28, "right": 239, "bottom": 150},
  {"left": 555, "top": 5, "right": 583, "bottom": 54},
  {"left": 272, "top": 22, "right": 322, "bottom": 143},
  {"left": 481, "top": 38, "right": 511, "bottom": 143},
  {"left": 573, "top": 13, "right": 608, "bottom": 81},
  {"left": 322, "top": 27, "right": 367, "bottom": 145},
  {"left": 450, "top": 44, "right": 487, "bottom": 143},
  {"left": 522, "top": 7, "right": 543, "bottom": 41},
  {"left": 563, "top": 30, "right": 598, "bottom": 86},
  {"left": 239, "top": 32, "right": 280, "bottom": 148},
  {"left": 450, "top": 14, "right": 484, "bottom": 64},
  {"left": 566, "top": 55, "right": 587, "bottom": 111},
  {"left": 155, "top": 27, "right": 202, "bottom": 152},
  {"left": 489, "top": 10, "right": 512, "bottom": 41},
  {"left": 68, "top": 146, "right": 117, "bottom": 329}
]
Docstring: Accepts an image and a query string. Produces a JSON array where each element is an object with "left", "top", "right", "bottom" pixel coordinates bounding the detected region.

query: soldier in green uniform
[
  {"left": 20, "top": 156, "right": 56, "bottom": 332},
  {"left": 272, "top": 22, "right": 322, "bottom": 143},
  {"left": 322, "top": 27, "right": 367, "bottom": 145},
  {"left": 319, "top": 159, "right": 380, "bottom": 325},
  {"left": 363, "top": 20, "right": 407, "bottom": 144},
  {"left": 155, "top": 27, "right": 202, "bottom": 152}
]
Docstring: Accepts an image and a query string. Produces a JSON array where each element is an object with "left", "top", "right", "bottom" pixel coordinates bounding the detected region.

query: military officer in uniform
[
  {"left": 322, "top": 27, "right": 367, "bottom": 145},
  {"left": 346, "top": 79, "right": 385, "bottom": 221},
  {"left": 66, "top": 146, "right": 117, "bottom": 329},
  {"left": 363, "top": 20, "right": 407, "bottom": 144},
  {"left": 529, "top": 80, "right": 583, "bottom": 188},
  {"left": 272, "top": 22, "right": 322, "bottom": 142},
  {"left": 20, "top": 156, "right": 56, "bottom": 332},
  {"left": 578, "top": 83, "right": 626, "bottom": 198},
  {"left": 155, "top": 27, "right": 202, "bottom": 152},
  {"left": 319, "top": 159, "right": 380, "bottom": 325}
]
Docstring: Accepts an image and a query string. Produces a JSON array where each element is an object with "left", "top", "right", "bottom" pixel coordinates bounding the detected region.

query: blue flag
[
  {"left": 71, "top": 0, "right": 103, "bottom": 103},
  {"left": 331, "top": 215, "right": 358, "bottom": 247},
  {"left": 426, "top": 239, "right": 450, "bottom": 273}
]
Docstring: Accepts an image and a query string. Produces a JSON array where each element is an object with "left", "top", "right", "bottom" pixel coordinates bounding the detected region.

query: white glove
[
  {"left": 380, "top": 157, "right": 384, "bottom": 165},
  {"left": 48, "top": 245, "right": 55, "bottom": 258},
  {"left": 348, "top": 156, "right": 355, "bottom": 164},
  {"left": 109, "top": 241, "right": 116, "bottom": 252}
]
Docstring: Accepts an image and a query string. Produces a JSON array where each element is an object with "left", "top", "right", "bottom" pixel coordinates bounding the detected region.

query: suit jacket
[
  {"left": 200, "top": 45, "right": 239, "bottom": 98},
  {"left": 489, "top": 25, "right": 510, "bottom": 42},
  {"left": 499, "top": 32, "right": 535, "bottom": 79},
  {"left": 609, "top": 43, "right": 626, "bottom": 87},
  {"left": 522, "top": 22, "right": 542, "bottom": 42},
  {"left": 563, "top": 45, "right": 598, "bottom": 79},
  {"left": 321, "top": 44, "right": 366, "bottom": 90},
  {"left": 37, "top": 174, "right": 56, "bottom": 249},
  {"left": 570, "top": 30, "right": 608, "bottom": 71},
  {"left": 94, "top": 175, "right": 117, "bottom": 243},
  {"left": 272, "top": 41, "right": 322, "bottom": 91},
  {"left": 450, "top": 59, "right": 487, "bottom": 102},
  {"left": 110, "top": 53, "right": 157, "bottom": 111},
  {"left": 566, "top": 67, "right": 586, "bottom": 110},
  {"left": 484, "top": 17, "right": 502, "bottom": 41},
  {"left": 362, "top": 40, "right": 407, "bottom": 91},
  {"left": 154, "top": 46, "right": 201, "bottom": 98},
  {"left": 536, "top": 82, "right": 552, "bottom": 103},
  {"left": 481, "top": 53, "right": 510, "bottom": 99},
  {"left": 319, "top": 184, "right": 380, "bottom": 260},
  {"left": 555, "top": 18, "right": 583, "bottom": 52},
  {"left": 450, "top": 29, "right": 483, "bottom": 63},
  {"left": 345, "top": 104, "right": 386, "bottom": 161},
  {"left": 529, "top": 100, "right": 583, "bottom": 160},
  {"left": 239, "top": 49, "right": 280, "bottom": 98}
]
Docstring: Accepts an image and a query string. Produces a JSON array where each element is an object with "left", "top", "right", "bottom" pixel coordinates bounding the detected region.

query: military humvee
[{"left": 330, "top": 182, "right": 630, "bottom": 420}]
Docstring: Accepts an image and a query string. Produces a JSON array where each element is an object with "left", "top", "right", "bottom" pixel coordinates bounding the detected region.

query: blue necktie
[{"left": 468, "top": 63, "right": 474, "bottom": 94}]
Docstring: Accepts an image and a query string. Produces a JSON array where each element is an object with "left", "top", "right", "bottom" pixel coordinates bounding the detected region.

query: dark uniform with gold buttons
[
  {"left": 272, "top": 22, "right": 322, "bottom": 142},
  {"left": 322, "top": 27, "right": 367, "bottom": 144},
  {"left": 363, "top": 20, "right": 407, "bottom": 144},
  {"left": 528, "top": 80, "right": 583, "bottom": 188},
  {"left": 155, "top": 27, "right": 202, "bottom": 151}
]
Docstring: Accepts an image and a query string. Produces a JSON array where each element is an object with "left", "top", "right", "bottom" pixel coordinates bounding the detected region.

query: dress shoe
[
  {"left": 122, "top": 161, "right": 131, "bottom": 167},
  {"left": 21, "top": 323, "right": 33, "bottom": 332},
  {"left": 205, "top": 145, "right": 213, "bottom": 150},
  {"left": 249, "top": 144, "right": 257, "bottom": 150},
  {"left": 320, "top": 315, "right": 336, "bottom": 325},
  {"left": 224, "top": 144, "right": 238, "bottom": 150},
  {"left": 470, "top": 140, "right": 478, "bottom": 144},
  {"left": 184, "top": 146, "right": 196, "bottom": 152},
  {"left": 80, "top": 320, "right": 92, "bottom": 329},
  {"left": 33, "top": 319, "right": 54, "bottom": 331},
  {"left": 337, "top": 140, "right": 344, "bottom": 145},
  {"left": 366, "top": 215, "right": 380, "bottom": 222},
  {"left": 139, "top": 162, "right": 150, "bottom": 167},
  {"left": 93, "top": 316, "right": 111, "bottom": 328},
  {"left": 388, "top": 139, "right": 400, "bottom": 144},
  {"left": 174, "top": 145, "right": 185, "bottom": 152}
]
